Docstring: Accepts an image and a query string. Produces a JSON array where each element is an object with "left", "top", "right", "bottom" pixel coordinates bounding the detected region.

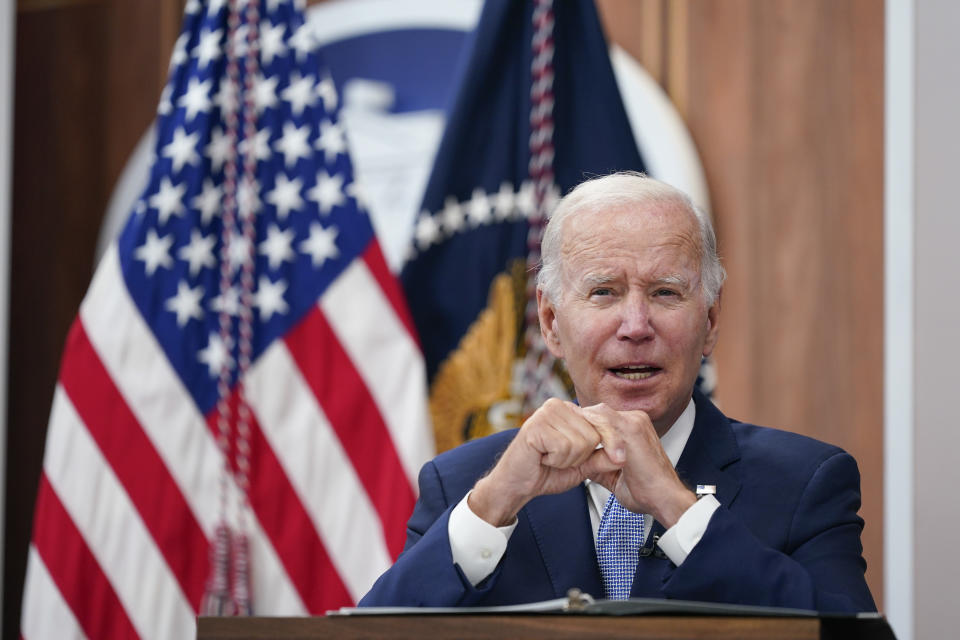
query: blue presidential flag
[{"left": 402, "top": 0, "right": 648, "bottom": 451}]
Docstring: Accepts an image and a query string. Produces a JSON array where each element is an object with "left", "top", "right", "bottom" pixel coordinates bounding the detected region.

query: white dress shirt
[{"left": 447, "top": 398, "right": 721, "bottom": 586}]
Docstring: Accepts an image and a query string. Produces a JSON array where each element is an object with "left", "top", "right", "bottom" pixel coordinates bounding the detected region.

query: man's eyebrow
[
  {"left": 582, "top": 273, "right": 617, "bottom": 287},
  {"left": 578, "top": 273, "right": 694, "bottom": 290},
  {"left": 654, "top": 275, "right": 691, "bottom": 289}
]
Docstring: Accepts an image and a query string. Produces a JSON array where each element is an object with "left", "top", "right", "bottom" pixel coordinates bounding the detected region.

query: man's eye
[
  {"left": 591, "top": 288, "right": 612, "bottom": 297},
  {"left": 655, "top": 289, "right": 678, "bottom": 297}
]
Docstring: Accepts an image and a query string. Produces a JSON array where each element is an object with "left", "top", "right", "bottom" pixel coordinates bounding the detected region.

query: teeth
[{"left": 615, "top": 369, "right": 653, "bottom": 380}]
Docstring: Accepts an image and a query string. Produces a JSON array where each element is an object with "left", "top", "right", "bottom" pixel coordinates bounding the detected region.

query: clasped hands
[{"left": 469, "top": 398, "right": 697, "bottom": 528}]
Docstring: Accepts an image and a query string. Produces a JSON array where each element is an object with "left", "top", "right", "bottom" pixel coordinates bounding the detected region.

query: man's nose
[{"left": 616, "top": 293, "right": 655, "bottom": 341}]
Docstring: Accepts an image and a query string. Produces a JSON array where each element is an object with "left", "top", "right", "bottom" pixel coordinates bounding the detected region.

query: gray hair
[{"left": 536, "top": 171, "right": 725, "bottom": 304}]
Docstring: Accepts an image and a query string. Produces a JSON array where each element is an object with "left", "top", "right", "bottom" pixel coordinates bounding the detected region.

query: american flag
[{"left": 20, "top": 0, "right": 432, "bottom": 637}]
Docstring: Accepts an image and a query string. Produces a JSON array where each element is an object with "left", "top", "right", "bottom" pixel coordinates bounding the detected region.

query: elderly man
[{"left": 360, "top": 173, "right": 875, "bottom": 612}]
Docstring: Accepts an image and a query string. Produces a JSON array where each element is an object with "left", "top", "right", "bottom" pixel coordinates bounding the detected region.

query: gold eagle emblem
[{"left": 429, "top": 259, "right": 572, "bottom": 452}]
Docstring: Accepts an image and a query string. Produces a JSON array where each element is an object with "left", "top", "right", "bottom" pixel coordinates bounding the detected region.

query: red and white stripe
[
  {"left": 21, "top": 546, "right": 86, "bottom": 640},
  {"left": 22, "top": 242, "right": 432, "bottom": 638}
]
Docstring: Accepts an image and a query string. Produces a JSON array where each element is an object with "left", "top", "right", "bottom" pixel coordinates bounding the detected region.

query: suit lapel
[
  {"left": 522, "top": 484, "right": 604, "bottom": 599},
  {"left": 631, "top": 391, "right": 743, "bottom": 597},
  {"left": 630, "top": 519, "right": 671, "bottom": 596},
  {"left": 675, "top": 391, "right": 742, "bottom": 509}
]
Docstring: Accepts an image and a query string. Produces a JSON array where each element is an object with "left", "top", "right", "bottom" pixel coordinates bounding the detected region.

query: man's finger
[
  {"left": 533, "top": 399, "right": 602, "bottom": 468},
  {"left": 580, "top": 449, "right": 621, "bottom": 481},
  {"left": 579, "top": 405, "right": 627, "bottom": 464}
]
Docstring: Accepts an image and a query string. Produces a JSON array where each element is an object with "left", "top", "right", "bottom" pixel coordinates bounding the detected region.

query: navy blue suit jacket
[{"left": 360, "top": 392, "right": 876, "bottom": 612}]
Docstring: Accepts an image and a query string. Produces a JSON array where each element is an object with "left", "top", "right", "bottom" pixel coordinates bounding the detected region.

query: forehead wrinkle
[
  {"left": 557, "top": 203, "right": 705, "bottom": 296},
  {"left": 563, "top": 207, "right": 701, "bottom": 258}
]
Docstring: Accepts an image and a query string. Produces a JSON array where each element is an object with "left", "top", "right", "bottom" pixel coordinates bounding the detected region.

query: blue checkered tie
[{"left": 596, "top": 493, "right": 645, "bottom": 600}]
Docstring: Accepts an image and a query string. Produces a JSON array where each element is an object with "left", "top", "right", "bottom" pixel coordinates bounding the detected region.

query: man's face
[{"left": 538, "top": 201, "right": 720, "bottom": 435}]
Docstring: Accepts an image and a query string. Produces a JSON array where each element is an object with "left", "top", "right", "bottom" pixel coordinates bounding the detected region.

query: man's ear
[
  {"left": 537, "top": 288, "right": 564, "bottom": 359},
  {"left": 702, "top": 287, "right": 722, "bottom": 358}
]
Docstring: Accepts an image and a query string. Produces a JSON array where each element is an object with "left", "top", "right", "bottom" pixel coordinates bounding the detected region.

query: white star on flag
[
  {"left": 231, "top": 24, "right": 251, "bottom": 59},
  {"left": 206, "top": 0, "right": 227, "bottom": 17},
  {"left": 158, "top": 84, "right": 174, "bottom": 116},
  {"left": 238, "top": 127, "right": 272, "bottom": 164},
  {"left": 274, "top": 122, "right": 311, "bottom": 167},
  {"left": 300, "top": 223, "right": 339, "bottom": 267},
  {"left": 206, "top": 127, "right": 232, "bottom": 172},
  {"left": 315, "top": 120, "right": 346, "bottom": 164},
  {"left": 254, "top": 276, "right": 289, "bottom": 321},
  {"left": 192, "top": 178, "right": 222, "bottom": 225},
  {"left": 163, "top": 127, "right": 201, "bottom": 173},
  {"left": 210, "top": 285, "right": 240, "bottom": 316},
  {"left": 178, "top": 77, "right": 213, "bottom": 122},
  {"left": 288, "top": 22, "right": 314, "bottom": 61},
  {"left": 265, "top": 174, "right": 304, "bottom": 220},
  {"left": 415, "top": 212, "right": 441, "bottom": 249},
  {"left": 260, "top": 21, "right": 288, "bottom": 64},
  {"left": 237, "top": 178, "right": 261, "bottom": 219},
  {"left": 345, "top": 180, "right": 369, "bottom": 211},
  {"left": 516, "top": 181, "right": 536, "bottom": 219},
  {"left": 259, "top": 224, "right": 296, "bottom": 270},
  {"left": 441, "top": 196, "right": 465, "bottom": 233},
  {"left": 227, "top": 235, "right": 253, "bottom": 274},
  {"left": 254, "top": 73, "right": 280, "bottom": 113},
  {"left": 281, "top": 72, "right": 317, "bottom": 116},
  {"left": 308, "top": 170, "right": 345, "bottom": 215},
  {"left": 166, "top": 280, "right": 205, "bottom": 326},
  {"left": 494, "top": 181, "right": 515, "bottom": 221},
  {"left": 149, "top": 177, "right": 187, "bottom": 225},
  {"left": 466, "top": 188, "right": 492, "bottom": 226},
  {"left": 170, "top": 32, "right": 189, "bottom": 70},
  {"left": 194, "top": 28, "right": 224, "bottom": 68},
  {"left": 134, "top": 228, "right": 174, "bottom": 276},
  {"left": 213, "top": 76, "right": 238, "bottom": 117},
  {"left": 178, "top": 229, "right": 217, "bottom": 276},
  {"left": 316, "top": 73, "right": 338, "bottom": 112},
  {"left": 197, "top": 332, "right": 233, "bottom": 377}
]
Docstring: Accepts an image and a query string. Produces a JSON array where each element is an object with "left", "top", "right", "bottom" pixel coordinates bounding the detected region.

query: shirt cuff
[
  {"left": 657, "top": 494, "right": 720, "bottom": 566},
  {"left": 447, "top": 491, "right": 518, "bottom": 586}
]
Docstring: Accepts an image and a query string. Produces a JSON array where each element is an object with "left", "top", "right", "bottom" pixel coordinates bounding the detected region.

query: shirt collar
[{"left": 660, "top": 397, "right": 696, "bottom": 468}]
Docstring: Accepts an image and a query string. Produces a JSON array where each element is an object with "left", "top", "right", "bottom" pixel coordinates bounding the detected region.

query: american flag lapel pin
[{"left": 696, "top": 484, "right": 717, "bottom": 498}]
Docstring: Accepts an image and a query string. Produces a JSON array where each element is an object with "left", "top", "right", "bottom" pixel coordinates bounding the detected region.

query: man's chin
[
  {"left": 592, "top": 388, "right": 684, "bottom": 430},
  {"left": 595, "top": 393, "right": 663, "bottom": 419}
]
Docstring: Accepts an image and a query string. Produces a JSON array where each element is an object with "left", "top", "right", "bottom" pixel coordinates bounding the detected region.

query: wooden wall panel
[
  {"left": 596, "top": 0, "right": 667, "bottom": 87},
  {"left": 600, "top": 0, "right": 884, "bottom": 608}
]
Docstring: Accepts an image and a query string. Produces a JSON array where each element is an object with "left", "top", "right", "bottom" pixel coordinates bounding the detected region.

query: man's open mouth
[{"left": 610, "top": 365, "right": 661, "bottom": 380}]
